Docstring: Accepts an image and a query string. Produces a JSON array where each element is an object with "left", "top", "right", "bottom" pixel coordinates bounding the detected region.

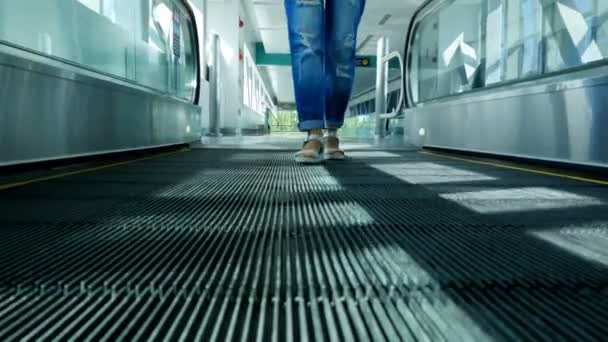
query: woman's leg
[
  {"left": 284, "top": 0, "right": 325, "bottom": 132},
  {"left": 284, "top": 0, "right": 326, "bottom": 162},
  {"left": 325, "top": 0, "right": 365, "bottom": 156}
]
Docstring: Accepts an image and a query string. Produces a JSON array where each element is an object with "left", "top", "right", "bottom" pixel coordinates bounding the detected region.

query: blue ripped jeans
[{"left": 284, "top": 0, "right": 365, "bottom": 131}]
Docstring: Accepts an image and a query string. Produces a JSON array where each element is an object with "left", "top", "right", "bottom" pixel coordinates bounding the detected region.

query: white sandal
[
  {"left": 324, "top": 132, "right": 345, "bottom": 160},
  {"left": 295, "top": 134, "right": 325, "bottom": 164}
]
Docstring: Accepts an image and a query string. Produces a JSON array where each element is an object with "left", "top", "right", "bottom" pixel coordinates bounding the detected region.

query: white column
[{"left": 207, "top": 0, "right": 241, "bottom": 134}]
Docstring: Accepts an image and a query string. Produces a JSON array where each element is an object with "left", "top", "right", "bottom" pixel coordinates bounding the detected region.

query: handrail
[
  {"left": 242, "top": 45, "right": 275, "bottom": 113},
  {"left": 376, "top": 51, "right": 405, "bottom": 120}
]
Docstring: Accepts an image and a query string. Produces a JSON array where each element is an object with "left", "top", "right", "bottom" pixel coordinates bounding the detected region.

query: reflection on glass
[
  {"left": 485, "top": 0, "right": 504, "bottom": 85},
  {"left": 414, "top": 0, "right": 483, "bottom": 102},
  {"left": 415, "top": 14, "right": 439, "bottom": 102},
  {"left": 544, "top": 1, "right": 608, "bottom": 72},
  {"left": 411, "top": 0, "right": 608, "bottom": 103},
  {"left": 78, "top": 0, "right": 101, "bottom": 13},
  {"left": 137, "top": 0, "right": 172, "bottom": 92},
  {"left": 177, "top": 16, "right": 197, "bottom": 100},
  {"left": 154, "top": 2, "right": 173, "bottom": 38},
  {"left": 504, "top": 0, "right": 542, "bottom": 81},
  {"left": 0, "top": 0, "right": 197, "bottom": 101}
]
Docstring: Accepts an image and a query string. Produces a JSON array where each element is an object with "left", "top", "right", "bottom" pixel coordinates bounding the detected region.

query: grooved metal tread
[{"left": 0, "top": 148, "right": 607, "bottom": 341}]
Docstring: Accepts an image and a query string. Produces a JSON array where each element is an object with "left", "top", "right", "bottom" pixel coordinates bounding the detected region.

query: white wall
[
  {"left": 206, "top": 0, "right": 241, "bottom": 133},
  {"left": 241, "top": 107, "right": 266, "bottom": 130},
  {"left": 240, "top": 0, "right": 259, "bottom": 61},
  {"left": 190, "top": 0, "right": 274, "bottom": 133}
]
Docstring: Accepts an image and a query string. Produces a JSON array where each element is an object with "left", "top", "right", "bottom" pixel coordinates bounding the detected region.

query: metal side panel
[
  {"left": 407, "top": 74, "right": 608, "bottom": 168},
  {"left": 0, "top": 51, "right": 201, "bottom": 166}
]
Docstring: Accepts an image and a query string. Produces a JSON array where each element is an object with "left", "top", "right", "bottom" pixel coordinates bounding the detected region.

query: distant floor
[{"left": 199, "top": 132, "right": 416, "bottom": 151}]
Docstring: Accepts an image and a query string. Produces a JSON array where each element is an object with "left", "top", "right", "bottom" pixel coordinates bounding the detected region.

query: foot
[
  {"left": 325, "top": 135, "right": 345, "bottom": 160},
  {"left": 295, "top": 134, "right": 324, "bottom": 164}
]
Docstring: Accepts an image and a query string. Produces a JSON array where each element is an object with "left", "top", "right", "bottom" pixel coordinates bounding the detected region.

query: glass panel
[
  {"left": 436, "top": 0, "right": 483, "bottom": 96},
  {"left": 415, "top": 14, "right": 440, "bottom": 102},
  {"left": 410, "top": 0, "right": 608, "bottom": 104},
  {"left": 136, "top": 0, "right": 172, "bottom": 92},
  {"left": 543, "top": 0, "right": 607, "bottom": 72},
  {"left": 75, "top": 0, "right": 137, "bottom": 79},
  {"left": 78, "top": 0, "right": 101, "bottom": 13},
  {"left": 176, "top": 13, "right": 197, "bottom": 100},
  {"left": 0, "top": 0, "right": 134, "bottom": 78},
  {"left": 597, "top": 2, "right": 608, "bottom": 56},
  {"left": 484, "top": 0, "right": 505, "bottom": 85},
  {"left": 413, "top": 0, "right": 483, "bottom": 102},
  {"left": 504, "top": 0, "right": 542, "bottom": 81},
  {"left": 0, "top": 0, "right": 197, "bottom": 99}
]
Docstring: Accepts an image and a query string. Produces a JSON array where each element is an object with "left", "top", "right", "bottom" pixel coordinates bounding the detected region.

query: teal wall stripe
[{"left": 255, "top": 43, "right": 400, "bottom": 69}]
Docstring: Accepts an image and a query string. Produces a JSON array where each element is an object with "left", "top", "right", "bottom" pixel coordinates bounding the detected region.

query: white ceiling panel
[
  {"left": 259, "top": 28, "right": 290, "bottom": 53},
  {"left": 251, "top": 0, "right": 422, "bottom": 54},
  {"left": 253, "top": 3, "right": 286, "bottom": 28},
  {"left": 260, "top": 65, "right": 295, "bottom": 103}
]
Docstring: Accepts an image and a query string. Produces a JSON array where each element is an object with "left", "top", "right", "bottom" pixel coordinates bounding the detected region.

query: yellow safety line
[
  {"left": 0, "top": 148, "right": 189, "bottom": 192},
  {"left": 421, "top": 150, "right": 608, "bottom": 186}
]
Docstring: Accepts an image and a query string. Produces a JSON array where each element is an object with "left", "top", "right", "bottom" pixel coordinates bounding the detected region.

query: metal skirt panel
[
  {"left": 406, "top": 75, "right": 608, "bottom": 167},
  {"left": 0, "top": 52, "right": 201, "bottom": 166}
]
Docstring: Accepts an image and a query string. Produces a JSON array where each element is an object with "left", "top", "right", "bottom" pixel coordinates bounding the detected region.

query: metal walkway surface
[{"left": 0, "top": 143, "right": 607, "bottom": 341}]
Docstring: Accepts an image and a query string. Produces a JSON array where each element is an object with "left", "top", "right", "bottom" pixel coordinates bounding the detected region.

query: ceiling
[{"left": 244, "top": 0, "right": 425, "bottom": 105}]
